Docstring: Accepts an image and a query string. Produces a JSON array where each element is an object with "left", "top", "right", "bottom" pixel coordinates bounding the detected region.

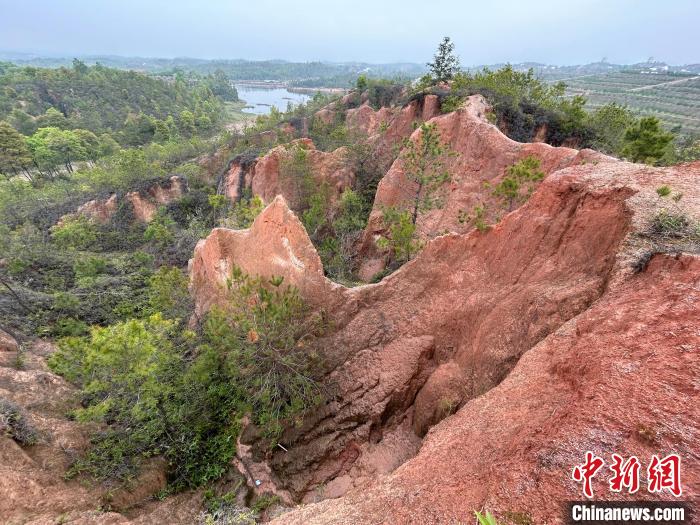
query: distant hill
[
  {"left": 0, "top": 53, "right": 427, "bottom": 88},
  {"left": 0, "top": 60, "right": 227, "bottom": 143},
  {"left": 2, "top": 54, "right": 698, "bottom": 134}
]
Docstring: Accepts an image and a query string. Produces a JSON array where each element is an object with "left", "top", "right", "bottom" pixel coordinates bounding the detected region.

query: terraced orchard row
[{"left": 564, "top": 71, "right": 700, "bottom": 134}]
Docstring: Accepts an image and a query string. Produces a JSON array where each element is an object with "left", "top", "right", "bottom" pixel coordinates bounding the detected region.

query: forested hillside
[
  {"left": 2, "top": 54, "right": 426, "bottom": 87},
  {"left": 0, "top": 60, "right": 232, "bottom": 145}
]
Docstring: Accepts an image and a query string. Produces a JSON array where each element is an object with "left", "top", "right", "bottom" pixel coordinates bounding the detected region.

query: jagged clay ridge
[
  {"left": 357, "top": 95, "right": 615, "bottom": 278},
  {"left": 219, "top": 139, "right": 354, "bottom": 206},
  {"left": 274, "top": 252, "right": 700, "bottom": 524},
  {"left": 191, "top": 135, "right": 700, "bottom": 519},
  {"left": 216, "top": 94, "right": 444, "bottom": 215}
]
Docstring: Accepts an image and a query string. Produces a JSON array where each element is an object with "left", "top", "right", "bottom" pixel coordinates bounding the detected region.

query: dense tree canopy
[
  {"left": 0, "top": 120, "right": 31, "bottom": 178},
  {"left": 0, "top": 62, "right": 224, "bottom": 144}
]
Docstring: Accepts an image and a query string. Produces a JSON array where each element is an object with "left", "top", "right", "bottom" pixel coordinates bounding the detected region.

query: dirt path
[{"left": 628, "top": 75, "right": 700, "bottom": 91}]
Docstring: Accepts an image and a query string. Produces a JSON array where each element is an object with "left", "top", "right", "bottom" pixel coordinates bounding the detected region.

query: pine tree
[
  {"left": 401, "top": 122, "right": 452, "bottom": 224},
  {"left": 427, "top": 37, "right": 461, "bottom": 84},
  {"left": 622, "top": 117, "right": 674, "bottom": 165}
]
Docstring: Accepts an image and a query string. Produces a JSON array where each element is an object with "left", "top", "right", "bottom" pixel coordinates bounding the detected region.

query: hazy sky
[{"left": 1, "top": 0, "right": 698, "bottom": 65}]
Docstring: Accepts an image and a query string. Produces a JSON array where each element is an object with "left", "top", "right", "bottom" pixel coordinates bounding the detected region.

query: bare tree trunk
[{"left": 411, "top": 183, "right": 423, "bottom": 225}]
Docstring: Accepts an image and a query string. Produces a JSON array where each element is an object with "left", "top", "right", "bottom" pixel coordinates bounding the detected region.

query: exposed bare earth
[{"left": 191, "top": 96, "right": 700, "bottom": 522}]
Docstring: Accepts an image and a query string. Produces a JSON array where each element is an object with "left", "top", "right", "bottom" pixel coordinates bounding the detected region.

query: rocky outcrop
[
  {"left": 346, "top": 94, "right": 442, "bottom": 157},
  {"left": 74, "top": 193, "right": 119, "bottom": 224},
  {"left": 191, "top": 153, "right": 700, "bottom": 507},
  {"left": 216, "top": 94, "right": 441, "bottom": 224},
  {"left": 190, "top": 195, "right": 345, "bottom": 319},
  {"left": 125, "top": 175, "right": 187, "bottom": 222},
  {"left": 217, "top": 139, "right": 354, "bottom": 209},
  {"left": 218, "top": 153, "right": 259, "bottom": 202},
  {"left": 58, "top": 176, "right": 186, "bottom": 225},
  {"left": 357, "top": 95, "right": 615, "bottom": 280},
  {"left": 314, "top": 108, "right": 336, "bottom": 126}
]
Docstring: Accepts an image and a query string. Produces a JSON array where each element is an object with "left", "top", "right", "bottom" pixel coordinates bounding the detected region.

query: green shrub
[
  {"left": 302, "top": 182, "right": 332, "bottom": 237},
  {"left": 278, "top": 143, "right": 314, "bottom": 212},
  {"left": 212, "top": 268, "right": 325, "bottom": 441},
  {"left": 53, "top": 317, "right": 89, "bottom": 337},
  {"left": 73, "top": 255, "right": 107, "bottom": 282},
  {"left": 656, "top": 185, "right": 672, "bottom": 198},
  {"left": 51, "top": 215, "right": 98, "bottom": 250},
  {"left": 144, "top": 209, "right": 176, "bottom": 249},
  {"left": 3, "top": 222, "right": 54, "bottom": 277},
  {"left": 48, "top": 268, "right": 324, "bottom": 490},
  {"left": 303, "top": 188, "right": 368, "bottom": 283},
  {"left": 649, "top": 210, "right": 693, "bottom": 238},
  {"left": 588, "top": 103, "right": 636, "bottom": 155},
  {"left": 333, "top": 189, "right": 367, "bottom": 235},
  {"left": 147, "top": 266, "right": 192, "bottom": 321},
  {"left": 199, "top": 500, "right": 257, "bottom": 525},
  {"left": 622, "top": 117, "right": 675, "bottom": 165},
  {"left": 475, "top": 510, "right": 501, "bottom": 525},
  {"left": 458, "top": 204, "right": 490, "bottom": 232},
  {"left": 490, "top": 155, "right": 544, "bottom": 211},
  {"left": 251, "top": 493, "right": 280, "bottom": 513},
  {"left": 224, "top": 190, "right": 265, "bottom": 229},
  {"left": 440, "top": 94, "right": 464, "bottom": 113},
  {"left": 377, "top": 207, "right": 421, "bottom": 263}
]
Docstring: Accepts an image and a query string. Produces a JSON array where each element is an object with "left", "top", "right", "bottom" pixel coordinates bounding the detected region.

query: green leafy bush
[
  {"left": 622, "top": 116, "right": 675, "bottom": 165},
  {"left": 51, "top": 215, "right": 98, "bottom": 250},
  {"left": 278, "top": 143, "right": 315, "bottom": 212},
  {"left": 73, "top": 255, "right": 107, "bottom": 282},
  {"left": 475, "top": 510, "right": 501, "bottom": 525},
  {"left": 458, "top": 204, "right": 490, "bottom": 232},
  {"left": 48, "top": 268, "right": 324, "bottom": 490},
  {"left": 144, "top": 209, "right": 177, "bottom": 249},
  {"left": 212, "top": 268, "right": 325, "bottom": 441},
  {"left": 656, "top": 185, "right": 672, "bottom": 198},
  {"left": 333, "top": 188, "right": 367, "bottom": 235},
  {"left": 302, "top": 182, "right": 332, "bottom": 237},
  {"left": 222, "top": 190, "right": 265, "bottom": 229},
  {"left": 649, "top": 210, "right": 693, "bottom": 238}
]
